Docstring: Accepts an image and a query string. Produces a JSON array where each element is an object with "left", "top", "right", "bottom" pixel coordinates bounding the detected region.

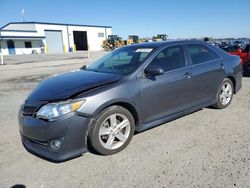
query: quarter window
[
  {"left": 187, "top": 44, "right": 219, "bottom": 65},
  {"left": 150, "top": 45, "right": 186, "bottom": 72}
]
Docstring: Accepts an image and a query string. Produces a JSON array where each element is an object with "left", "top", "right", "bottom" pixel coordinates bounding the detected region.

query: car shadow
[
  {"left": 87, "top": 108, "right": 206, "bottom": 156},
  {"left": 10, "top": 184, "right": 26, "bottom": 188}
]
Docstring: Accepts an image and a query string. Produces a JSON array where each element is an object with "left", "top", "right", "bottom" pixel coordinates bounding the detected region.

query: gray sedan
[{"left": 19, "top": 40, "right": 242, "bottom": 162}]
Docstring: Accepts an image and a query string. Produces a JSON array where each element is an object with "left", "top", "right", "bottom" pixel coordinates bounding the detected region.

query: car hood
[{"left": 28, "top": 70, "right": 123, "bottom": 101}]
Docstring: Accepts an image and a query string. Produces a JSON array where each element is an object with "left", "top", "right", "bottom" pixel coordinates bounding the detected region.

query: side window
[
  {"left": 150, "top": 45, "right": 186, "bottom": 72},
  {"left": 187, "top": 44, "right": 219, "bottom": 65}
]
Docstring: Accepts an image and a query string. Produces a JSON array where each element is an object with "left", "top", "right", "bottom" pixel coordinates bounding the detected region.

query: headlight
[{"left": 36, "top": 100, "right": 85, "bottom": 121}]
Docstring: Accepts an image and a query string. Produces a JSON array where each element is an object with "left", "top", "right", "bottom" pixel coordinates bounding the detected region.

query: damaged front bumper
[{"left": 18, "top": 111, "right": 92, "bottom": 162}]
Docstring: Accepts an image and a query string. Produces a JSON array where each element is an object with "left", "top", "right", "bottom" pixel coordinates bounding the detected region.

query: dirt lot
[{"left": 0, "top": 52, "right": 249, "bottom": 188}]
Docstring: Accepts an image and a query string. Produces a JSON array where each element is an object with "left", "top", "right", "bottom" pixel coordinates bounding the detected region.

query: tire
[
  {"left": 88, "top": 105, "right": 135, "bottom": 155},
  {"left": 213, "top": 78, "right": 234, "bottom": 109},
  {"left": 243, "top": 61, "right": 250, "bottom": 76}
]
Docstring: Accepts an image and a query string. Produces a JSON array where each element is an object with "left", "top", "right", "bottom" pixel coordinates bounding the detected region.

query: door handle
[
  {"left": 220, "top": 63, "right": 225, "bottom": 69},
  {"left": 184, "top": 72, "right": 192, "bottom": 79}
]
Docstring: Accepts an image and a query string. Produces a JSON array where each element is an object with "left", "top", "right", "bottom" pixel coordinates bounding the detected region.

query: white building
[{"left": 0, "top": 22, "right": 112, "bottom": 55}]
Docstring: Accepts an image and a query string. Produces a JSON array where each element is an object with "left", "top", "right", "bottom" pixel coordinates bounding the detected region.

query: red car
[{"left": 228, "top": 44, "right": 250, "bottom": 75}]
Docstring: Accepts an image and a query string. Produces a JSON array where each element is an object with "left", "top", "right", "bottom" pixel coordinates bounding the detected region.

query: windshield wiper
[
  {"left": 80, "top": 65, "right": 86, "bottom": 70},
  {"left": 80, "top": 65, "right": 98, "bottom": 72},
  {"left": 83, "top": 67, "right": 101, "bottom": 73}
]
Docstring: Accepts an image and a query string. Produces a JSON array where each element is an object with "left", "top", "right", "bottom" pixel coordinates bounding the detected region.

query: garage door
[{"left": 45, "top": 30, "right": 64, "bottom": 53}]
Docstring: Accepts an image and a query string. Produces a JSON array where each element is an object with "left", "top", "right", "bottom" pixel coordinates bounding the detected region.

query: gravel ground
[
  {"left": 0, "top": 52, "right": 249, "bottom": 188},
  {"left": 1, "top": 51, "right": 102, "bottom": 65}
]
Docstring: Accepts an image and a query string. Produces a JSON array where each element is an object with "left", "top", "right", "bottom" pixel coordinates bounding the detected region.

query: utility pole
[
  {"left": 87, "top": 45, "right": 90, "bottom": 58},
  {"left": 0, "top": 52, "right": 3, "bottom": 65},
  {"left": 0, "top": 31, "right": 4, "bottom": 65},
  {"left": 21, "top": 9, "right": 25, "bottom": 22}
]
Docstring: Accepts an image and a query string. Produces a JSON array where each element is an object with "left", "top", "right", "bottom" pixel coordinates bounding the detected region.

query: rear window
[{"left": 187, "top": 44, "right": 220, "bottom": 65}]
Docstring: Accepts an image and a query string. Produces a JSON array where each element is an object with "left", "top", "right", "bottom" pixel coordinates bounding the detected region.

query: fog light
[{"left": 50, "top": 140, "right": 61, "bottom": 151}]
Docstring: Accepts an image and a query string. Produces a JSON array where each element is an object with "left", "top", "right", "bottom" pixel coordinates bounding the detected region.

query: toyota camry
[{"left": 19, "top": 40, "right": 242, "bottom": 162}]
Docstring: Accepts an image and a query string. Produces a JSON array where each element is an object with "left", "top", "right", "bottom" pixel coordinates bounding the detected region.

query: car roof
[
  {"left": 121, "top": 40, "right": 230, "bottom": 58},
  {"left": 123, "top": 40, "right": 208, "bottom": 49}
]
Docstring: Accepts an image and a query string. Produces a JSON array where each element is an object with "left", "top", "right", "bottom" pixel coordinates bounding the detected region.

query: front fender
[
  {"left": 92, "top": 98, "right": 139, "bottom": 116},
  {"left": 76, "top": 79, "right": 141, "bottom": 120}
]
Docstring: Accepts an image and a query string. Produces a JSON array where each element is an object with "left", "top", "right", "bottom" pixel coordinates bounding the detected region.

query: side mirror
[{"left": 145, "top": 65, "right": 164, "bottom": 76}]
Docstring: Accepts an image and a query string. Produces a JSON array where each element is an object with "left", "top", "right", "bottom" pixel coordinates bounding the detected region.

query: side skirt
[{"left": 136, "top": 102, "right": 212, "bottom": 132}]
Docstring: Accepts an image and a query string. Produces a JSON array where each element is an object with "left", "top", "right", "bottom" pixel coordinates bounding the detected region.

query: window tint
[
  {"left": 150, "top": 45, "right": 186, "bottom": 72},
  {"left": 187, "top": 44, "right": 219, "bottom": 65}
]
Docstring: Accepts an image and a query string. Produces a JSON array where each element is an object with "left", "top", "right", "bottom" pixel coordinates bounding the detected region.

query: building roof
[
  {"left": 0, "top": 21, "right": 112, "bottom": 30},
  {"left": 0, "top": 35, "right": 45, "bottom": 40}
]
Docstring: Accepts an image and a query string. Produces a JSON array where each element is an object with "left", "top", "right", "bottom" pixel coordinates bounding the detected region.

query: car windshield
[{"left": 85, "top": 47, "right": 155, "bottom": 75}]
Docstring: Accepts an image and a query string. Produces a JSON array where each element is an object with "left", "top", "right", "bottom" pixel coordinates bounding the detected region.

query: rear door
[
  {"left": 186, "top": 44, "right": 225, "bottom": 106},
  {"left": 139, "top": 45, "right": 193, "bottom": 123}
]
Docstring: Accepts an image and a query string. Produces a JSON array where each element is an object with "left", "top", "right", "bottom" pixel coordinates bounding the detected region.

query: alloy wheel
[
  {"left": 220, "top": 82, "right": 233, "bottom": 106},
  {"left": 98, "top": 113, "right": 131, "bottom": 150}
]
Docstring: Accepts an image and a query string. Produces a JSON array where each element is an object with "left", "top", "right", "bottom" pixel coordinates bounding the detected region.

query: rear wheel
[
  {"left": 243, "top": 61, "right": 250, "bottom": 76},
  {"left": 213, "top": 78, "right": 233, "bottom": 109},
  {"left": 88, "top": 105, "right": 135, "bottom": 155}
]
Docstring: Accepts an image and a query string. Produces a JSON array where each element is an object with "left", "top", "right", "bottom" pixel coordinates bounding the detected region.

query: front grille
[{"left": 22, "top": 106, "right": 38, "bottom": 116}]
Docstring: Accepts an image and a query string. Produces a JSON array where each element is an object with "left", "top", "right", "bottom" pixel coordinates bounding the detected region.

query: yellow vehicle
[
  {"left": 152, "top": 34, "right": 168, "bottom": 41},
  {"left": 126, "top": 35, "right": 139, "bottom": 45},
  {"left": 138, "top": 38, "right": 148, "bottom": 43},
  {"left": 102, "top": 35, "right": 124, "bottom": 50}
]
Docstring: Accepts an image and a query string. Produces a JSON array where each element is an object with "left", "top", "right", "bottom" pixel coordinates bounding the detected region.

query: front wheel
[
  {"left": 213, "top": 78, "right": 234, "bottom": 109},
  {"left": 88, "top": 106, "right": 135, "bottom": 155}
]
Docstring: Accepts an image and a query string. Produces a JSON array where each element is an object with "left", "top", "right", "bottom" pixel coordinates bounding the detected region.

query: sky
[{"left": 0, "top": 0, "right": 249, "bottom": 39}]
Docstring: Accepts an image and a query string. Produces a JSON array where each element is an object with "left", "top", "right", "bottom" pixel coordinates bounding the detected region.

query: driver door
[{"left": 139, "top": 45, "right": 193, "bottom": 123}]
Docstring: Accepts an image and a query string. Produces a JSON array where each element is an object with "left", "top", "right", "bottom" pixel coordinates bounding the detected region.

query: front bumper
[{"left": 18, "top": 112, "right": 92, "bottom": 162}]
